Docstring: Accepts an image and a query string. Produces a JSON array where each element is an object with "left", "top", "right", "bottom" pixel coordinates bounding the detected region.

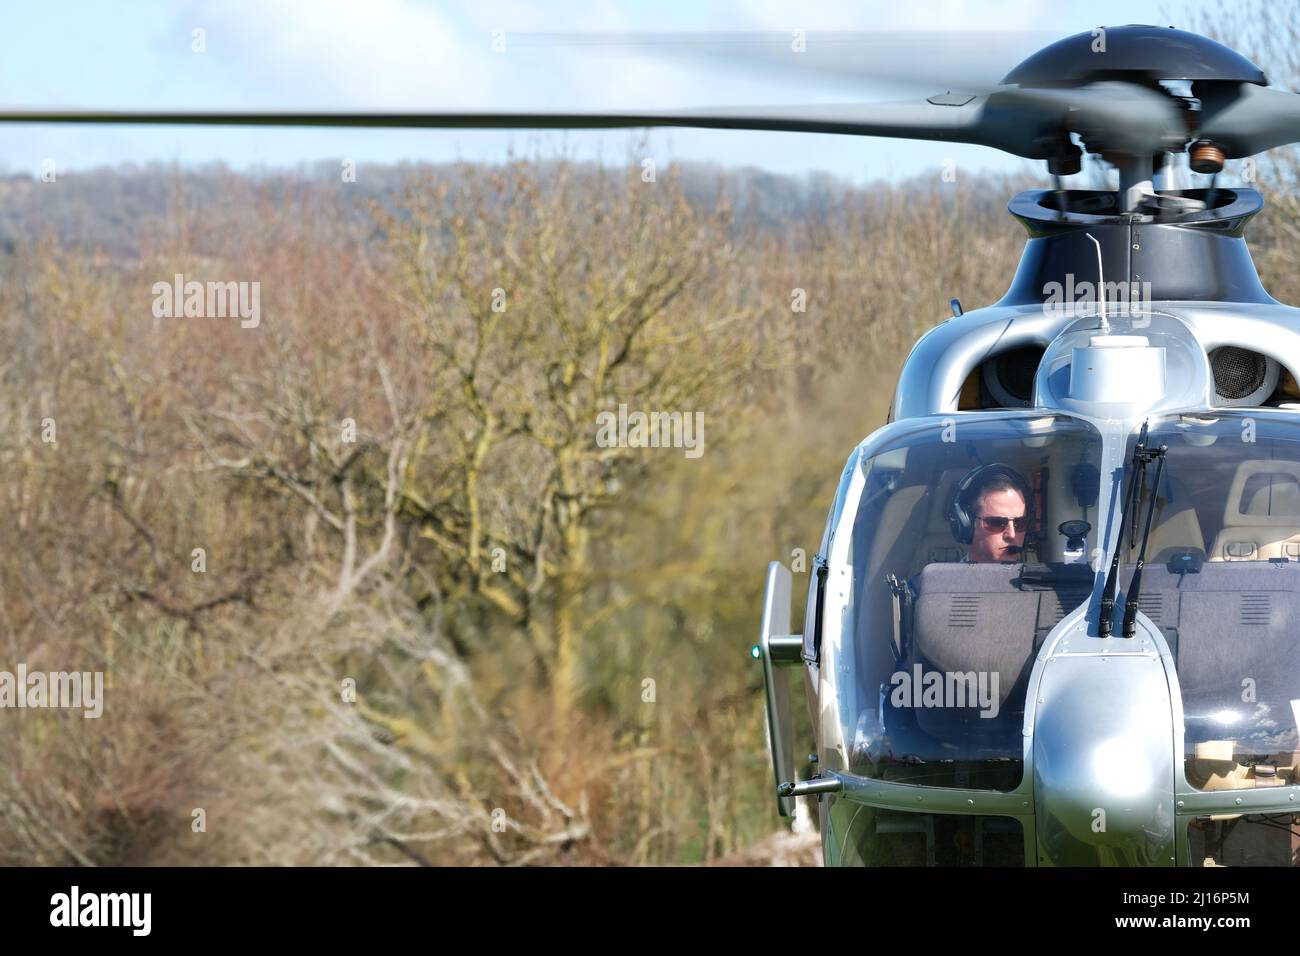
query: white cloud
[{"left": 172, "top": 0, "right": 477, "bottom": 106}]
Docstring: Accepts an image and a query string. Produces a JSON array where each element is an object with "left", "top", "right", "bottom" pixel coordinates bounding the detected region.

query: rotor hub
[{"left": 1001, "top": 24, "right": 1267, "bottom": 87}]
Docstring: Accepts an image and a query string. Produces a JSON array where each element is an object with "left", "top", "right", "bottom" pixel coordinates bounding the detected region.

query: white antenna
[{"left": 1085, "top": 232, "right": 1109, "bottom": 333}]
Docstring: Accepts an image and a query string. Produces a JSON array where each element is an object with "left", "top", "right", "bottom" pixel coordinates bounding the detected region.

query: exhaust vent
[
  {"left": 1209, "top": 347, "right": 1278, "bottom": 406},
  {"left": 982, "top": 346, "right": 1045, "bottom": 408}
]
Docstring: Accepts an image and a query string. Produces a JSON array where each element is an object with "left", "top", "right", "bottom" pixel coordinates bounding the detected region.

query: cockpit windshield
[
  {"left": 1120, "top": 412, "right": 1300, "bottom": 792},
  {"left": 822, "top": 414, "right": 1104, "bottom": 790}
]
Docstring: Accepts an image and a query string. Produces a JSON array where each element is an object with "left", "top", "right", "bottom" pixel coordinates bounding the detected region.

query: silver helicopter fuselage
[{"left": 758, "top": 185, "right": 1300, "bottom": 866}]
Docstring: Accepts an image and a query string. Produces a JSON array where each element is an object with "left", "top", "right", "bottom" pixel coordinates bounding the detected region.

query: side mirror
[{"left": 756, "top": 561, "right": 804, "bottom": 817}]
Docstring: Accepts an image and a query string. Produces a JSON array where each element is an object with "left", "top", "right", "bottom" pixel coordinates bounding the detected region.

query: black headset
[{"left": 947, "top": 463, "right": 1034, "bottom": 545}]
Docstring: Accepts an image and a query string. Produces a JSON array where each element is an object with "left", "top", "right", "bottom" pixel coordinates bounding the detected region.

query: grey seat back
[
  {"left": 912, "top": 563, "right": 1042, "bottom": 712},
  {"left": 905, "top": 563, "right": 1091, "bottom": 741},
  {"left": 1127, "top": 561, "right": 1300, "bottom": 749}
]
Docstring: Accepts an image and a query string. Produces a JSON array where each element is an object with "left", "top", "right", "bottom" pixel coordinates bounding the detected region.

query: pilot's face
[{"left": 968, "top": 487, "right": 1028, "bottom": 562}]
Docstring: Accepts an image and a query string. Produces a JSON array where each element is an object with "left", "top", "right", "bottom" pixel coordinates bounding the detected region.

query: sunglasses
[{"left": 977, "top": 514, "right": 1028, "bottom": 533}]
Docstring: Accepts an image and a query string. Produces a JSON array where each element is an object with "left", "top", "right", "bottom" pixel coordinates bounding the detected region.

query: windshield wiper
[
  {"left": 1099, "top": 421, "right": 1169, "bottom": 637},
  {"left": 1121, "top": 439, "right": 1167, "bottom": 638},
  {"left": 1099, "top": 420, "right": 1148, "bottom": 637}
]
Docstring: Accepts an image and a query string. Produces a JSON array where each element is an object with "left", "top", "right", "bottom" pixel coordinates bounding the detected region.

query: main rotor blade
[
  {"left": 1198, "top": 82, "right": 1300, "bottom": 158},
  {"left": 0, "top": 81, "right": 1189, "bottom": 162},
  {"left": 0, "top": 100, "right": 1048, "bottom": 154}
]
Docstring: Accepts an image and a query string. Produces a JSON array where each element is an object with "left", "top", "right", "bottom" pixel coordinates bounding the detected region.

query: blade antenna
[{"left": 1086, "top": 233, "right": 1108, "bottom": 333}]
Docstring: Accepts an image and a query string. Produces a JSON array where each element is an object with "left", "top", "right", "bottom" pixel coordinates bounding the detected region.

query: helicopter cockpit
[
  {"left": 822, "top": 412, "right": 1104, "bottom": 791},
  {"left": 816, "top": 408, "right": 1300, "bottom": 842}
]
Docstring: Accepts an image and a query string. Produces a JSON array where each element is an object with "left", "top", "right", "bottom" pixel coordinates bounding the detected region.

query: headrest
[{"left": 1223, "top": 460, "right": 1300, "bottom": 527}]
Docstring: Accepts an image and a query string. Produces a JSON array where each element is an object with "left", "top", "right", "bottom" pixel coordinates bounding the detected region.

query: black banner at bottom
[{"left": 0, "top": 865, "right": 1287, "bottom": 941}]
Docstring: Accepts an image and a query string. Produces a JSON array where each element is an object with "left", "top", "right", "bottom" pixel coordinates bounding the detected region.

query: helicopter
[
  {"left": 9, "top": 22, "right": 1300, "bottom": 868},
  {"left": 748, "top": 25, "right": 1300, "bottom": 868}
]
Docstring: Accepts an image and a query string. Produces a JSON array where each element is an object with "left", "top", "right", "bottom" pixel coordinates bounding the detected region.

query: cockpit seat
[
  {"left": 903, "top": 563, "right": 1091, "bottom": 740},
  {"left": 1208, "top": 460, "right": 1300, "bottom": 561}
]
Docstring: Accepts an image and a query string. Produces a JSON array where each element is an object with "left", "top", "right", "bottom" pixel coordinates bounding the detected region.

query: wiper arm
[
  {"left": 1122, "top": 442, "right": 1168, "bottom": 638},
  {"left": 1099, "top": 420, "right": 1149, "bottom": 637}
]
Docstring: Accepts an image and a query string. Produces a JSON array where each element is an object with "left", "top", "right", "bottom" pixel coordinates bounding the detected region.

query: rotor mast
[{"left": 1115, "top": 156, "right": 1156, "bottom": 214}]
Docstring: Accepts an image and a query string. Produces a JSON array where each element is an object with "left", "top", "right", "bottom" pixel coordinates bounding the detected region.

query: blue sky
[{"left": 0, "top": 0, "right": 1226, "bottom": 184}]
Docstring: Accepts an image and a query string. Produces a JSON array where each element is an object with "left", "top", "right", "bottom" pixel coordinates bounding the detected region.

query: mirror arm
[{"left": 757, "top": 561, "right": 803, "bottom": 817}]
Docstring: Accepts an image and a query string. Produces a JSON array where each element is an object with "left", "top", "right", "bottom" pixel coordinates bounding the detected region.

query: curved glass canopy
[{"left": 822, "top": 413, "right": 1104, "bottom": 790}]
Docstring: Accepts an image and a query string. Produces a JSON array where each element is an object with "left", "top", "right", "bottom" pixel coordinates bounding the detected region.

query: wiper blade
[
  {"left": 1099, "top": 420, "right": 1149, "bottom": 637},
  {"left": 1122, "top": 441, "right": 1168, "bottom": 638}
]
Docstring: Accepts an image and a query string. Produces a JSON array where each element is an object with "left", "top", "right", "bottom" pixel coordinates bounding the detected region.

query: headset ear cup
[
  {"left": 948, "top": 496, "right": 973, "bottom": 544},
  {"left": 949, "top": 480, "right": 968, "bottom": 544},
  {"left": 953, "top": 466, "right": 988, "bottom": 545}
]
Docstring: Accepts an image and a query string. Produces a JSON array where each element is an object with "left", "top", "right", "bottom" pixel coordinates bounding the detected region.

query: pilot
[
  {"left": 897, "top": 463, "right": 1034, "bottom": 640},
  {"left": 947, "top": 463, "right": 1033, "bottom": 563}
]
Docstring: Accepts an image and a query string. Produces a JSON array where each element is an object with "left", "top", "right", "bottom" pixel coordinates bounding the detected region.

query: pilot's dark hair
[{"left": 947, "top": 463, "right": 1033, "bottom": 545}]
